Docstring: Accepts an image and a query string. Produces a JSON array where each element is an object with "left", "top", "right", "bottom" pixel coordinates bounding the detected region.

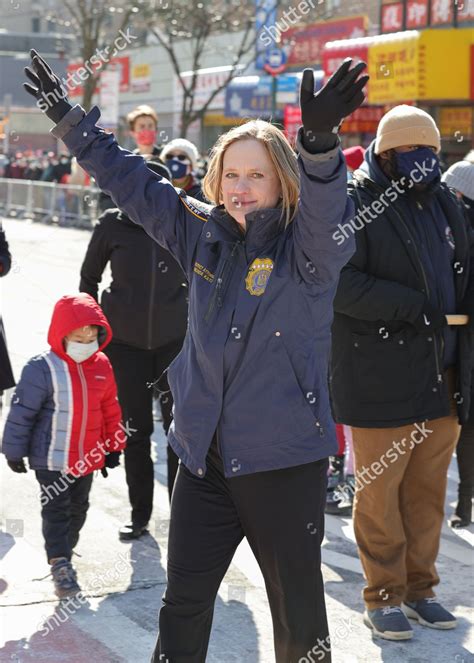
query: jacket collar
[{"left": 208, "top": 205, "right": 286, "bottom": 252}]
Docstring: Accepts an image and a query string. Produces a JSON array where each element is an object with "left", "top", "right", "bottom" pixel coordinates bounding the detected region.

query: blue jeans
[{"left": 35, "top": 469, "right": 93, "bottom": 562}]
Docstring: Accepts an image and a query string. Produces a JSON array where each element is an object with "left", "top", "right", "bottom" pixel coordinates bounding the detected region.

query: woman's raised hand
[
  {"left": 300, "top": 58, "right": 369, "bottom": 149},
  {"left": 23, "top": 49, "right": 73, "bottom": 124}
]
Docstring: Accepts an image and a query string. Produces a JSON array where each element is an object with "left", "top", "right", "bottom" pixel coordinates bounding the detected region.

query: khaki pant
[{"left": 351, "top": 374, "right": 460, "bottom": 610}]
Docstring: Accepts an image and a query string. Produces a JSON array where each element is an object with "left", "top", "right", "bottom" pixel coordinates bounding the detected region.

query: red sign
[
  {"left": 340, "top": 106, "right": 385, "bottom": 134},
  {"left": 322, "top": 42, "right": 369, "bottom": 96},
  {"left": 430, "top": 0, "right": 454, "bottom": 25},
  {"left": 381, "top": 2, "right": 404, "bottom": 32},
  {"left": 283, "top": 105, "right": 301, "bottom": 146},
  {"left": 67, "top": 56, "right": 130, "bottom": 97},
  {"left": 406, "top": 0, "right": 429, "bottom": 27},
  {"left": 282, "top": 16, "right": 367, "bottom": 67}
]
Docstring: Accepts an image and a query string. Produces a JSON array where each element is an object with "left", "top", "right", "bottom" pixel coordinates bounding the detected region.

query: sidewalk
[{"left": 0, "top": 217, "right": 473, "bottom": 662}]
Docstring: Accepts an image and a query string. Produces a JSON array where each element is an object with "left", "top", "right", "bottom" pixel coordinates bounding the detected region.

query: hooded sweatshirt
[{"left": 1, "top": 294, "right": 124, "bottom": 475}]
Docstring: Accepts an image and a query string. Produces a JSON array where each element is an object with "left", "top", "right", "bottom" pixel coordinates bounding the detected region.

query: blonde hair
[
  {"left": 127, "top": 105, "right": 158, "bottom": 130},
  {"left": 203, "top": 120, "right": 300, "bottom": 226}
]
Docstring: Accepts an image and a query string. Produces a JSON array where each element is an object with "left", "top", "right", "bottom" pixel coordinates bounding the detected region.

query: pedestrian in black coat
[
  {"left": 330, "top": 105, "right": 474, "bottom": 639},
  {"left": 442, "top": 159, "right": 474, "bottom": 527},
  {"left": 79, "top": 184, "right": 188, "bottom": 531},
  {"left": 0, "top": 225, "right": 15, "bottom": 397}
]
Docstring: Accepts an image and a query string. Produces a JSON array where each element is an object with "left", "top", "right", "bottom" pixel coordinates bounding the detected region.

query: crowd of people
[{"left": 0, "top": 49, "right": 473, "bottom": 662}]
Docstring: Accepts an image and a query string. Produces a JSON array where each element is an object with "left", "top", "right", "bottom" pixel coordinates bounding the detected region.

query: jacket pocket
[
  {"left": 351, "top": 330, "right": 416, "bottom": 404},
  {"left": 268, "top": 336, "right": 322, "bottom": 442}
]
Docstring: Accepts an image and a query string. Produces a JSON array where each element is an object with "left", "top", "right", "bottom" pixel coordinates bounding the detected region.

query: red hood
[{"left": 47, "top": 294, "right": 112, "bottom": 361}]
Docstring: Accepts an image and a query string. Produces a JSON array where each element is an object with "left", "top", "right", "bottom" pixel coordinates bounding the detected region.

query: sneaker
[
  {"left": 402, "top": 598, "right": 457, "bottom": 629},
  {"left": 50, "top": 557, "right": 81, "bottom": 599},
  {"left": 363, "top": 606, "right": 414, "bottom": 640},
  {"left": 327, "top": 475, "right": 355, "bottom": 516}
]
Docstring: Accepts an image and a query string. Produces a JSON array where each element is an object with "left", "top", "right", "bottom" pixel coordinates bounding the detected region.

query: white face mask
[{"left": 66, "top": 339, "right": 99, "bottom": 363}]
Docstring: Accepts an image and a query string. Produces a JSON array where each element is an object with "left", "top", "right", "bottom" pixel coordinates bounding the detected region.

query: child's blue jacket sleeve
[{"left": 1, "top": 359, "right": 47, "bottom": 461}]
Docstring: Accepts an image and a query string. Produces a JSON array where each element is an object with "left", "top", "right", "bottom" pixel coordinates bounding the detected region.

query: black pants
[
  {"left": 36, "top": 470, "right": 93, "bottom": 562},
  {"left": 152, "top": 438, "right": 330, "bottom": 663},
  {"left": 456, "top": 421, "right": 474, "bottom": 498},
  {"left": 105, "top": 339, "right": 183, "bottom": 526}
]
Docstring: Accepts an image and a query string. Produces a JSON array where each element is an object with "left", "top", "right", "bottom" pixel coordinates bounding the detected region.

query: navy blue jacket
[{"left": 51, "top": 106, "right": 355, "bottom": 478}]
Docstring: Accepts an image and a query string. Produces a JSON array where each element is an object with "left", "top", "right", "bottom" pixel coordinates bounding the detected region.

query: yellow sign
[
  {"left": 203, "top": 113, "right": 247, "bottom": 127},
  {"left": 368, "top": 28, "right": 474, "bottom": 104},
  {"left": 438, "top": 107, "right": 473, "bottom": 139},
  {"left": 132, "top": 64, "right": 150, "bottom": 78},
  {"left": 417, "top": 29, "right": 473, "bottom": 101},
  {"left": 368, "top": 33, "right": 418, "bottom": 105}
]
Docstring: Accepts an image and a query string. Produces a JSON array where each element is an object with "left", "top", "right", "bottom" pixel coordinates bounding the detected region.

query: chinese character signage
[
  {"left": 406, "top": 0, "right": 429, "bottom": 27},
  {"left": 381, "top": 2, "right": 404, "bottom": 32},
  {"left": 380, "top": 0, "right": 474, "bottom": 32},
  {"left": 282, "top": 16, "right": 367, "bottom": 67}
]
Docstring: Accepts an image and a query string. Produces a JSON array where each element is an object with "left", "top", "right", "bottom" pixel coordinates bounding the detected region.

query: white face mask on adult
[{"left": 66, "top": 340, "right": 99, "bottom": 363}]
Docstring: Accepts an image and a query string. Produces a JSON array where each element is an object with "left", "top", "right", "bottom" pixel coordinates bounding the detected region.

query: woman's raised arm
[{"left": 23, "top": 50, "right": 210, "bottom": 275}]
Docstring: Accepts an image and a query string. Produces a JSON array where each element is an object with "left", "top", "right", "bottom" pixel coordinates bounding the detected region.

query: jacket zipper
[
  {"left": 147, "top": 243, "right": 157, "bottom": 349},
  {"left": 204, "top": 241, "right": 241, "bottom": 323},
  {"left": 77, "top": 364, "right": 88, "bottom": 462},
  {"left": 362, "top": 181, "right": 444, "bottom": 384}
]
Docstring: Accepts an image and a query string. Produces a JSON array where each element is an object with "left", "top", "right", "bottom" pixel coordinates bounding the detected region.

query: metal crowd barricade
[{"left": 0, "top": 178, "right": 100, "bottom": 228}]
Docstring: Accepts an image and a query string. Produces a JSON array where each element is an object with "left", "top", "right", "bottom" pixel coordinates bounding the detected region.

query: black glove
[
  {"left": 7, "top": 459, "right": 27, "bottom": 473},
  {"left": 100, "top": 451, "right": 121, "bottom": 478},
  {"left": 23, "top": 49, "right": 72, "bottom": 124},
  {"left": 412, "top": 301, "right": 447, "bottom": 333},
  {"left": 300, "top": 58, "right": 369, "bottom": 153}
]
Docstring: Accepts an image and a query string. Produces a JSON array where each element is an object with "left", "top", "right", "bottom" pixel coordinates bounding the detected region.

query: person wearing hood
[
  {"left": 330, "top": 105, "right": 474, "bottom": 640},
  {"left": 160, "top": 138, "right": 206, "bottom": 202},
  {"left": 1, "top": 294, "right": 124, "bottom": 599},
  {"left": 79, "top": 160, "right": 189, "bottom": 534},
  {"left": 442, "top": 159, "right": 474, "bottom": 528}
]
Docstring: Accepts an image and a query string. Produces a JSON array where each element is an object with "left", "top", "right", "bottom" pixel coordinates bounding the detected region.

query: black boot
[
  {"left": 119, "top": 523, "right": 148, "bottom": 541},
  {"left": 450, "top": 495, "right": 472, "bottom": 529}
]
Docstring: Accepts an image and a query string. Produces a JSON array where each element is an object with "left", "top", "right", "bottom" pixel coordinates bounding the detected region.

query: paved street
[{"left": 0, "top": 217, "right": 473, "bottom": 662}]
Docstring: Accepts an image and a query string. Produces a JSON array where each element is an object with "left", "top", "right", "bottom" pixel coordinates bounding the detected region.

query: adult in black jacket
[
  {"left": 79, "top": 187, "right": 188, "bottom": 537},
  {"left": 330, "top": 105, "right": 474, "bottom": 640},
  {"left": 0, "top": 225, "right": 15, "bottom": 400},
  {"left": 442, "top": 159, "right": 474, "bottom": 528}
]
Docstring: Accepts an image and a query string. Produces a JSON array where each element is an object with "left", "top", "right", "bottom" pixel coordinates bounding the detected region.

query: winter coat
[
  {"left": 330, "top": 142, "right": 474, "bottom": 428},
  {"left": 51, "top": 105, "right": 355, "bottom": 478},
  {"left": 1, "top": 294, "right": 124, "bottom": 475},
  {"left": 0, "top": 227, "right": 15, "bottom": 391},
  {"left": 79, "top": 208, "right": 188, "bottom": 350}
]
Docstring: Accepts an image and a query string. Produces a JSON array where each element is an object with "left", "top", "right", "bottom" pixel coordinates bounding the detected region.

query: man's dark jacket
[
  {"left": 79, "top": 208, "right": 188, "bottom": 350},
  {"left": 330, "top": 143, "right": 474, "bottom": 428}
]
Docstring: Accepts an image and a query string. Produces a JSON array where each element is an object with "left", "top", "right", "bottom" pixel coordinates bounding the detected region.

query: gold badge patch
[{"left": 245, "top": 258, "right": 274, "bottom": 296}]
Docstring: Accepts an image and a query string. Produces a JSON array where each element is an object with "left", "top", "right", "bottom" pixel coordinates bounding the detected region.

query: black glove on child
[
  {"left": 100, "top": 451, "right": 121, "bottom": 478},
  {"left": 23, "top": 49, "right": 72, "bottom": 124},
  {"left": 300, "top": 58, "right": 369, "bottom": 153},
  {"left": 412, "top": 301, "right": 447, "bottom": 333},
  {"left": 7, "top": 459, "right": 27, "bottom": 473}
]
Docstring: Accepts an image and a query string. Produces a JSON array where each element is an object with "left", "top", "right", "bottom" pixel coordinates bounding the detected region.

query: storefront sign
[
  {"left": 438, "top": 106, "right": 473, "bottom": 138},
  {"left": 131, "top": 63, "right": 151, "bottom": 93},
  {"left": 282, "top": 16, "right": 367, "bottom": 67}
]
